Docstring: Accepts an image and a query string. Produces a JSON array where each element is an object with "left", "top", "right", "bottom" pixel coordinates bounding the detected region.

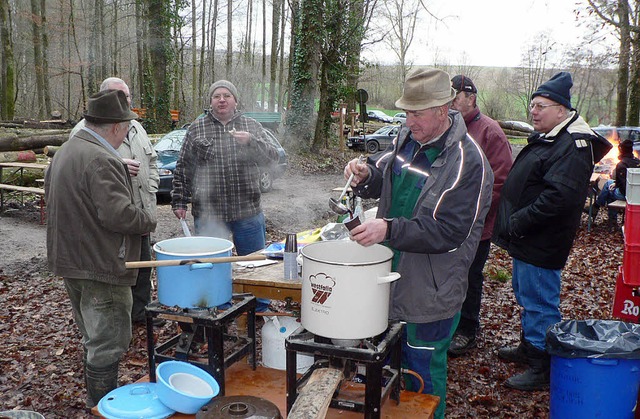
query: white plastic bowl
[
  {"left": 156, "top": 361, "right": 220, "bottom": 414},
  {"left": 168, "top": 372, "right": 214, "bottom": 397}
]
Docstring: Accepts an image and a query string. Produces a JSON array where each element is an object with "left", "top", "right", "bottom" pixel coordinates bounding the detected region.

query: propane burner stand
[
  {"left": 146, "top": 293, "right": 256, "bottom": 395},
  {"left": 285, "top": 322, "right": 403, "bottom": 419}
]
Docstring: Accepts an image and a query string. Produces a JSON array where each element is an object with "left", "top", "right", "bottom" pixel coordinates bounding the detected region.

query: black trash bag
[{"left": 546, "top": 319, "right": 640, "bottom": 359}]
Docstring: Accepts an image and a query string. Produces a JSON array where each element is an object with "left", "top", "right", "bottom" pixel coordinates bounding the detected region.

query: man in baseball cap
[{"left": 342, "top": 67, "right": 494, "bottom": 419}]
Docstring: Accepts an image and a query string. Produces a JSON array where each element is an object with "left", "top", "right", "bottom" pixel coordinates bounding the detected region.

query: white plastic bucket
[{"left": 262, "top": 316, "right": 313, "bottom": 373}]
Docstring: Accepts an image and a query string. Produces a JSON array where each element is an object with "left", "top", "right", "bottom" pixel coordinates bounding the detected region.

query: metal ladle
[{"left": 329, "top": 155, "right": 364, "bottom": 215}]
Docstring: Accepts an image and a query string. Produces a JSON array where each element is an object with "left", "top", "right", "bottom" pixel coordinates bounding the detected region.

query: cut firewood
[{"left": 288, "top": 368, "right": 343, "bottom": 419}]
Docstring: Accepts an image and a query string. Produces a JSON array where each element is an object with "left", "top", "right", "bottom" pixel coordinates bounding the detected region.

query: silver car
[{"left": 392, "top": 112, "right": 406, "bottom": 124}]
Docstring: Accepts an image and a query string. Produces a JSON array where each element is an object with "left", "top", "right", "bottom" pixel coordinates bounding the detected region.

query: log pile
[
  {"left": 498, "top": 120, "right": 533, "bottom": 139},
  {"left": 0, "top": 118, "right": 73, "bottom": 163}
]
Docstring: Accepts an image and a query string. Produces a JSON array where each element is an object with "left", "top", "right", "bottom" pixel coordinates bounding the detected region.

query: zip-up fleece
[{"left": 354, "top": 111, "right": 494, "bottom": 323}]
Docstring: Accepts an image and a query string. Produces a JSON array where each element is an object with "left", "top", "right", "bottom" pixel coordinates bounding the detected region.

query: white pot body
[{"left": 300, "top": 241, "right": 400, "bottom": 339}]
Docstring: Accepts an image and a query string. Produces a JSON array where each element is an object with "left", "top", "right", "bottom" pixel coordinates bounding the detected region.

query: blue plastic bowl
[{"left": 155, "top": 361, "right": 220, "bottom": 414}]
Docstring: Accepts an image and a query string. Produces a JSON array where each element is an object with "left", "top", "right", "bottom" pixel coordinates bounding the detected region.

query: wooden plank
[
  {"left": 288, "top": 368, "right": 344, "bottom": 419},
  {"left": 609, "top": 200, "right": 627, "bottom": 211},
  {"left": 0, "top": 184, "right": 45, "bottom": 194}
]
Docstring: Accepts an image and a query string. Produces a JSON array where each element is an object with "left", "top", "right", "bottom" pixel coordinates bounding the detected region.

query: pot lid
[
  {"left": 196, "top": 395, "right": 282, "bottom": 419},
  {"left": 97, "top": 383, "right": 175, "bottom": 419}
]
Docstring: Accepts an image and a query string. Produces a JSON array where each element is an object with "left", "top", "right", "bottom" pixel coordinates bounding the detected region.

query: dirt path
[{"left": 0, "top": 170, "right": 346, "bottom": 274}]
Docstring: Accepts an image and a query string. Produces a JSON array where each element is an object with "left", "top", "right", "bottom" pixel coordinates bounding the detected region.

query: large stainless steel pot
[
  {"left": 153, "top": 237, "right": 234, "bottom": 308},
  {"left": 300, "top": 240, "right": 400, "bottom": 339}
]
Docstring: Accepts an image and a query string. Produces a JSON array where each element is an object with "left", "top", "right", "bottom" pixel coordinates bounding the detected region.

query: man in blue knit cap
[{"left": 492, "top": 72, "right": 612, "bottom": 390}]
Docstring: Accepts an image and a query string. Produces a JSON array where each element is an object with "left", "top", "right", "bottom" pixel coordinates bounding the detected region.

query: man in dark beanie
[
  {"left": 592, "top": 139, "right": 640, "bottom": 229},
  {"left": 45, "top": 89, "right": 157, "bottom": 408},
  {"left": 492, "top": 72, "right": 612, "bottom": 390}
]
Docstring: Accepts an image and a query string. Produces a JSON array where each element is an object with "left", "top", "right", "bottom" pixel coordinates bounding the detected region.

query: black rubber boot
[
  {"left": 85, "top": 361, "right": 119, "bottom": 408},
  {"left": 497, "top": 334, "right": 528, "bottom": 365},
  {"left": 504, "top": 343, "right": 550, "bottom": 391}
]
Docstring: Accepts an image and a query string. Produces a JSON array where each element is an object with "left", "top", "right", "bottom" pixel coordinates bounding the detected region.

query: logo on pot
[{"left": 309, "top": 273, "right": 335, "bottom": 304}]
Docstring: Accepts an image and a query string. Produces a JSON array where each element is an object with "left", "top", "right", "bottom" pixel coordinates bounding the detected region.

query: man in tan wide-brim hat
[
  {"left": 343, "top": 67, "right": 494, "bottom": 419},
  {"left": 45, "top": 89, "right": 157, "bottom": 408}
]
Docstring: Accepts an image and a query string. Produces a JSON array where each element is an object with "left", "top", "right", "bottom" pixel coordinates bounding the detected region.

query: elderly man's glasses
[
  {"left": 212, "top": 93, "right": 233, "bottom": 100},
  {"left": 529, "top": 102, "right": 561, "bottom": 112}
]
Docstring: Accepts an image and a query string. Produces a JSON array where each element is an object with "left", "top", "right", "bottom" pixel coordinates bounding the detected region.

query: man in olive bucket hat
[
  {"left": 344, "top": 67, "right": 493, "bottom": 419},
  {"left": 45, "top": 89, "right": 157, "bottom": 408}
]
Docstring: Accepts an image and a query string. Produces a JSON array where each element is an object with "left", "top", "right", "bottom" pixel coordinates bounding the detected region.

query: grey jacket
[
  {"left": 45, "top": 129, "right": 157, "bottom": 285},
  {"left": 354, "top": 111, "right": 493, "bottom": 323},
  {"left": 71, "top": 119, "right": 159, "bottom": 222}
]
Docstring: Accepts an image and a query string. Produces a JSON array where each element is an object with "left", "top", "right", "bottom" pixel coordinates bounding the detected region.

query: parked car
[
  {"left": 347, "top": 125, "right": 400, "bottom": 153},
  {"left": 154, "top": 127, "right": 288, "bottom": 198},
  {"left": 392, "top": 112, "right": 406, "bottom": 124},
  {"left": 366, "top": 110, "right": 393, "bottom": 123}
]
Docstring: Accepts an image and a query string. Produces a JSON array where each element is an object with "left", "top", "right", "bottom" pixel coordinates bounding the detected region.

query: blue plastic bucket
[
  {"left": 153, "top": 237, "right": 234, "bottom": 308},
  {"left": 550, "top": 355, "right": 640, "bottom": 418}
]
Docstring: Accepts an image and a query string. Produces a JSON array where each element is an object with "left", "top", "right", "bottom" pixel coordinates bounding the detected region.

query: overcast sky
[{"left": 364, "top": 0, "right": 615, "bottom": 68}]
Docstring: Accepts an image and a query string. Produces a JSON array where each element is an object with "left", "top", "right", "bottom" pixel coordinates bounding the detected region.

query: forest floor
[{"left": 0, "top": 149, "right": 626, "bottom": 418}]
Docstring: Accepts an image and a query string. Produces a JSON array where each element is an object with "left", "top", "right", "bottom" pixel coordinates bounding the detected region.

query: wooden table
[
  {"left": 91, "top": 362, "right": 439, "bottom": 418},
  {"left": 233, "top": 258, "right": 301, "bottom": 303},
  {"left": 0, "top": 162, "right": 48, "bottom": 223}
]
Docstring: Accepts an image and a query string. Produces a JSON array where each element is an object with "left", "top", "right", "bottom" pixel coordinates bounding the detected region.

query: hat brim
[
  {"left": 83, "top": 110, "right": 139, "bottom": 124},
  {"left": 395, "top": 88, "right": 457, "bottom": 111}
]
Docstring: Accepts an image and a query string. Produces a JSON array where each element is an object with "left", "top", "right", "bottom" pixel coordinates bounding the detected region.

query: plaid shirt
[{"left": 171, "top": 112, "right": 279, "bottom": 222}]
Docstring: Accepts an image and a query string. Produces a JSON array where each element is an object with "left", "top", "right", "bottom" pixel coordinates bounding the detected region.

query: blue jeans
[
  {"left": 596, "top": 179, "right": 625, "bottom": 206},
  {"left": 195, "top": 212, "right": 266, "bottom": 256},
  {"left": 512, "top": 258, "right": 561, "bottom": 351}
]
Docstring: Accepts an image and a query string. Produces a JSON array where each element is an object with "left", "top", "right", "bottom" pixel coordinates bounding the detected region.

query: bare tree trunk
[
  {"left": 191, "top": 0, "right": 197, "bottom": 117},
  {"left": 244, "top": 0, "right": 253, "bottom": 61},
  {"left": 277, "top": 0, "right": 287, "bottom": 111},
  {"left": 0, "top": 0, "right": 16, "bottom": 120},
  {"left": 286, "top": 0, "right": 299, "bottom": 107},
  {"left": 39, "top": 0, "right": 51, "bottom": 116},
  {"left": 261, "top": 0, "right": 267, "bottom": 107},
  {"left": 145, "top": 0, "right": 172, "bottom": 133},
  {"left": 226, "top": 0, "right": 232, "bottom": 78},
  {"left": 268, "top": 0, "right": 281, "bottom": 112},
  {"left": 616, "top": 0, "right": 630, "bottom": 126},
  {"left": 207, "top": 0, "right": 219, "bottom": 88},
  {"left": 99, "top": 0, "right": 107, "bottom": 82},
  {"left": 30, "top": 0, "right": 45, "bottom": 118},
  {"left": 135, "top": 0, "right": 145, "bottom": 103},
  {"left": 112, "top": 0, "right": 119, "bottom": 75},
  {"left": 628, "top": 31, "right": 640, "bottom": 126}
]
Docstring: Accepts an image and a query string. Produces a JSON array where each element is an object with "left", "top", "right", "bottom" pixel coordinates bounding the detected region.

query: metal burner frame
[
  {"left": 145, "top": 293, "right": 256, "bottom": 395},
  {"left": 285, "top": 322, "right": 403, "bottom": 419}
]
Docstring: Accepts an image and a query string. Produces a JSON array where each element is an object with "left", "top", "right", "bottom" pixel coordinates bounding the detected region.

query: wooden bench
[
  {"left": 0, "top": 183, "right": 46, "bottom": 224},
  {"left": 608, "top": 199, "right": 627, "bottom": 224}
]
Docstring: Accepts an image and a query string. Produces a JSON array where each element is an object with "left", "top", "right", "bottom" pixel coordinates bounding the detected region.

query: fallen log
[
  {"left": 0, "top": 134, "right": 68, "bottom": 152},
  {"left": 44, "top": 146, "right": 59, "bottom": 157},
  {"left": 498, "top": 120, "right": 533, "bottom": 134},
  {"left": 502, "top": 128, "right": 531, "bottom": 138},
  {"left": 0, "top": 150, "right": 37, "bottom": 163}
]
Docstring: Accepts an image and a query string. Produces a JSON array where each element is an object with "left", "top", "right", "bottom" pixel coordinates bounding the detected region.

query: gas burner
[
  {"left": 285, "top": 322, "right": 403, "bottom": 419},
  {"left": 146, "top": 293, "right": 257, "bottom": 396},
  {"left": 331, "top": 338, "right": 363, "bottom": 347}
]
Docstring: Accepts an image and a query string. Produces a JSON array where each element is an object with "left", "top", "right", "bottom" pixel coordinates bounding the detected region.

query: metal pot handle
[{"left": 377, "top": 272, "right": 401, "bottom": 284}]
